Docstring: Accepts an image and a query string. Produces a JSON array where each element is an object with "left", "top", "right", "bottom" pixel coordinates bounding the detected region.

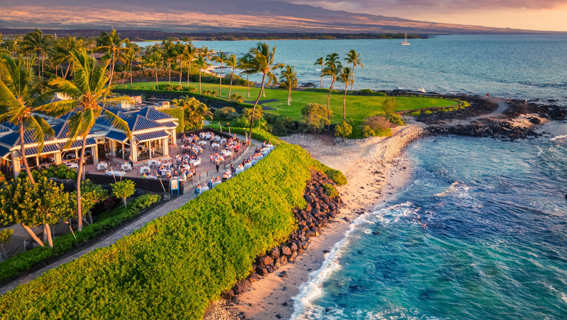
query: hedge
[
  {"left": 161, "top": 107, "right": 185, "bottom": 134},
  {"left": 0, "top": 144, "right": 342, "bottom": 319},
  {"left": 0, "top": 194, "right": 161, "bottom": 284}
]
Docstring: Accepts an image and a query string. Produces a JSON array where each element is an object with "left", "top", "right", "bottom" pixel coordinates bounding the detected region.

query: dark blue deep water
[{"left": 291, "top": 124, "right": 567, "bottom": 320}]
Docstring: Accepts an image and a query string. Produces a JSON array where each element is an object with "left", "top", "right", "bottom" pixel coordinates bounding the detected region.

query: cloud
[{"left": 288, "top": 0, "right": 567, "bottom": 11}]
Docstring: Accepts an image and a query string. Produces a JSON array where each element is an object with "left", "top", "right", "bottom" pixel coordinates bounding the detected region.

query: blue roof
[
  {"left": 161, "top": 120, "right": 178, "bottom": 128},
  {"left": 0, "top": 122, "right": 18, "bottom": 131},
  {"left": 16, "top": 143, "right": 61, "bottom": 157},
  {"left": 121, "top": 114, "right": 164, "bottom": 132},
  {"left": 135, "top": 107, "right": 173, "bottom": 121},
  {"left": 106, "top": 131, "right": 128, "bottom": 143},
  {"left": 134, "top": 130, "right": 169, "bottom": 142},
  {"left": 62, "top": 138, "right": 97, "bottom": 150},
  {"left": 0, "top": 131, "right": 50, "bottom": 147},
  {"left": 0, "top": 145, "right": 11, "bottom": 158}
]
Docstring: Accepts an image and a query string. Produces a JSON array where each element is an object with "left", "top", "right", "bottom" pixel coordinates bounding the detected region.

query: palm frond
[{"left": 104, "top": 110, "right": 132, "bottom": 140}]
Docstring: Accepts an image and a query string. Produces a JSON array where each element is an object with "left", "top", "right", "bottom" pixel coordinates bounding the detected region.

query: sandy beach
[{"left": 204, "top": 125, "right": 424, "bottom": 320}]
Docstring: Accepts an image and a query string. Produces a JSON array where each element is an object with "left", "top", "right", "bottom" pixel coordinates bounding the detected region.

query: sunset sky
[{"left": 289, "top": 0, "right": 567, "bottom": 31}]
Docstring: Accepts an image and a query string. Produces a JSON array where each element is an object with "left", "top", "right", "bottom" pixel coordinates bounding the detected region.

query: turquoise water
[
  {"left": 291, "top": 126, "right": 567, "bottom": 319},
  {"left": 138, "top": 35, "right": 567, "bottom": 104}
]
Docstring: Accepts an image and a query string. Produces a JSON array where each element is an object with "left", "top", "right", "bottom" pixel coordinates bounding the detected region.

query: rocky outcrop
[
  {"left": 426, "top": 119, "right": 541, "bottom": 141},
  {"left": 226, "top": 170, "right": 341, "bottom": 298}
]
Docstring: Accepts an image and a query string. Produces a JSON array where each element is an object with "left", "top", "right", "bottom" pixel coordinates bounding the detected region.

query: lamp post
[
  {"left": 227, "top": 123, "right": 231, "bottom": 135},
  {"left": 218, "top": 122, "right": 222, "bottom": 133}
]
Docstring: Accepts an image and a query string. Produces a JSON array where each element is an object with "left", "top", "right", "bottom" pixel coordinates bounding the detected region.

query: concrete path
[{"left": 0, "top": 137, "right": 262, "bottom": 297}]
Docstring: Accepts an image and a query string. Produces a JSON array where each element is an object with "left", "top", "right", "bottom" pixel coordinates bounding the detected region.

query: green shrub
[
  {"left": 363, "top": 125, "right": 375, "bottom": 138},
  {"left": 0, "top": 145, "right": 333, "bottom": 319},
  {"left": 161, "top": 107, "right": 185, "bottom": 134},
  {"left": 425, "top": 110, "right": 433, "bottom": 114},
  {"left": 112, "top": 180, "right": 136, "bottom": 208},
  {"left": 463, "top": 101, "right": 471, "bottom": 108},
  {"left": 230, "top": 93, "right": 245, "bottom": 103},
  {"left": 0, "top": 194, "right": 160, "bottom": 283},
  {"left": 335, "top": 121, "right": 353, "bottom": 139},
  {"left": 18, "top": 164, "right": 77, "bottom": 181},
  {"left": 323, "top": 184, "right": 339, "bottom": 198},
  {"left": 265, "top": 114, "right": 296, "bottom": 136},
  {"left": 408, "top": 111, "right": 421, "bottom": 117},
  {"left": 386, "top": 114, "right": 406, "bottom": 126},
  {"left": 323, "top": 168, "right": 347, "bottom": 186},
  {"left": 215, "top": 107, "right": 239, "bottom": 121},
  {"left": 381, "top": 97, "right": 397, "bottom": 115}
]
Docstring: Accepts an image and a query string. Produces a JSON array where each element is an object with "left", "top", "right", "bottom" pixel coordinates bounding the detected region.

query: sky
[{"left": 288, "top": 0, "right": 567, "bottom": 31}]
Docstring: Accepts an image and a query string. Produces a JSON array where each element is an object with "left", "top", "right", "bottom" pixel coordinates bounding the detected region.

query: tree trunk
[
  {"left": 218, "top": 63, "right": 223, "bottom": 97},
  {"left": 130, "top": 62, "right": 133, "bottom": 88},
  {"left": 248, "top": 73, "right": 266, "bottom": 144},
  {"left": 228, "top": 68, "right": 234, "bottom": 99},
  {"left": 320, "top": 63, "right": 323, "bottom": 89},
  {"left": 187, "top": 61, "right": 191, "bottom": 85},
  {"left": 288, "top": 88, "right": 291, "bottom": 106},
  {"left": 199, "top": 71, "right": 202, "bottom": 94},
  {"left": 64, "top": 62, "right": 71, "bottom": 80},
  {"left": 155, "top": 64, "right": 159, "bottom": 88},
  {"left": 123, "top": 197, "right": 127, "bottom": 208},
  {"left": 19, "top": 122, "right": 35, "bottom": 184},
  {"left": 179, "top": 61, "right": 183, "bottom": 86},
  {"left": 343, "top": 84, "right": 348, "bottom": 120},
  {"left": 247, "top": 74, "right": 250, "bottom": 97},
  {"left": 351, "top": 65, "right": 356, "bottom": 93},
  {"left": 41, "top": 52, "right": 45, "bottom": 77},
  {"left": 44, "top": 224, "right": 53, "bottom": 248},
  {"left": 327, "top": 79, "right": 335, "bottom": 132},
  {"left": 75, "top": 135, "right": 88, "bottom": 232},
  {"left": 22, "top": 224, "right": 44, "bottom": 247},
  {"left": 168, "top": 61, "right": 172, "bottom": 84},
  {"left": 109, "top": 51, "right": 116, "bottom": 87}
]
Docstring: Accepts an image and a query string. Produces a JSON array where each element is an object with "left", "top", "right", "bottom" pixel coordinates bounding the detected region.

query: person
[
  {"left": 208, "top": 177, "right": 214, "bottom": 190},
  {"left": 142, "top": 172, "right": 147, "bottom": 178},
  {"left": 215, "top": 156, "right": 222, "bottom": 172},
  {"left": 128, "top": 154, "right": 133, "bottom": 168},
  {"left": 231, "top": 164, "right": 236, "bottom": 174},
  {"left": 195, "top": 183, "right": 202, "bottom": 196}
]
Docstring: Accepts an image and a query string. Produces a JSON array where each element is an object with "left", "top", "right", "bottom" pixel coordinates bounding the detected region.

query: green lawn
[{"left": 125, "top": 82, "right": 458, "bottom": 123}]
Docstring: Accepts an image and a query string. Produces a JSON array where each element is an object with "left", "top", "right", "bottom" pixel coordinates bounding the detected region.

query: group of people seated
[{"left": 182, "top": 133, "right": 199, "bottom": 144}]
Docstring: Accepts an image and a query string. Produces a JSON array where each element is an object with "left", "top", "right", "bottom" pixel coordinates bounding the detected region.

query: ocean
[
  {"left": 290, "top": 122, "right": 567, "bottom": 320},
  {"left": 138, "top": 34, "right": 567, "bottom": 105}
]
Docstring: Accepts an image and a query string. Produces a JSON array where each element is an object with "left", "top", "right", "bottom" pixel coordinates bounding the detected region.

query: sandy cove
[{"left": 204, "top": 125, "right": 424, "bottom": 320}]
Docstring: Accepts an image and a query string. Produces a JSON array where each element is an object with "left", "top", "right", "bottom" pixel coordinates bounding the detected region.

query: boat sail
[{"left": 401, "top": 33, "right": 410, "bottom": 46}]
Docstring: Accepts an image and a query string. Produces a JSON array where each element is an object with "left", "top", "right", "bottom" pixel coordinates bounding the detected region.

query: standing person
[
  {"left": 128, "top": 153, "right": 134, "bottom": 168},
  {"left": 215, "top": 156, "right": 221, "bottom": 172}
]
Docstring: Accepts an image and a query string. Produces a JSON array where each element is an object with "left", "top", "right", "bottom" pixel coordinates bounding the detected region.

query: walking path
[{"left": 0, "top": 137, "right": 261, "bottom": 297}]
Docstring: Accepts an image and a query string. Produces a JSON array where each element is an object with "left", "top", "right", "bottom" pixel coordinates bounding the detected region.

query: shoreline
[{"left": 206, "top": 126, "right": 423, "bottom": 320}]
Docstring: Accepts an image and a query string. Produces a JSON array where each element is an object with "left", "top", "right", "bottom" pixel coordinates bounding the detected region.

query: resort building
[{"left": 0, "top": 102, "right": 179, "bottom": 178}]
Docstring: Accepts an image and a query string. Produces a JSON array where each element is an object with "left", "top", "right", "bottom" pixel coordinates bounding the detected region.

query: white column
[
  {"left": 163, "top": 138, "right": 169, "bottom": 156},
  {"left": 12, "top": 151, "right": 20, "bottom": 177},
  {"left": 172, "top": 129, "right": 177, "bottom": 146},
  {"left": 132, "top": 139, "right": 138, "bottom": 162},
  {"left": 55, "top": 152, "right": 62, "bottom": 165},
  {"left": 93, "top": 145, "right": 99, "bottom": 164}
]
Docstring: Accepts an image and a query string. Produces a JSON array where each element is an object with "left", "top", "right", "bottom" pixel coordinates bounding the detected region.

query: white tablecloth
[
  {"left": 66, "top": 163, "right": 79, "bottom": 169},
  {"left": 236, "top": 168, "right": 244, "bottom": 174},
  {"left": 198, "top": 141, "right": 207, "bottom": 146},
  {"left": 213, "top": 136, "right": 221, "bottom": 141},
  {"left": 97, "top": 163, "right": 108, "bottom": 170},
  {"left": 190, "top": 159, "right": 201, "bottom": 166},
  {"left": 148, "top": 160, "right": 158, "bottom": 167},
  {"left": 121, "top": 163, "right": 132, "bottom": 171},
  {"left": 220, "top": 138, "right": 227, "bottom": 144},
  {"left": 221, "top": 150, "right": 233, "bottom": 157},
  {"left": 139, "top": 166, "right": 150, "bottom": 174},
  {"left": 213, "top": 181, "right": 221, "bottom": 187},
  {"left": 106, "top": 171, "right": 125, "bottom": 177},
  {"left": 244, "top": 163, "right": 252, "bottom": 169},
  {"left": 261, "top": 150, "right": 269, "bottom": 156},
  {"left": 211, "top": 143, "right": 220, "bottom": 148}
]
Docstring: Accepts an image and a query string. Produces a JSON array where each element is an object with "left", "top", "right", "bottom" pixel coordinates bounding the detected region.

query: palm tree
[
  {"left": 161, "top": 40, "right": 177, "bottom": 84},
  {"left": 212, "top": 51, "right": 229, "bottom": 97},
  {"left": 194, "top": 55, "right": 208, "bottom": 94},
  {"left": 48, "top": 49, "right": 131, "bottom": 231},
  {"left": 184, "top": 44, "right": 197, "bottom": 86},
  {"left": 344, "top": 50, "right": 363, "bottom": 93},
  {"left": 85, "top": 37, "right": 97, "bottom": 59},
  {"left": 237, "top": 55, "right": 252, "bottom": 98},
  {"left": 225, "top": 54, "right": 237, "bottom": 99},
  {"left": 242, "top": 42, "right": 283, "bottom": 142},
  {"left": 143, "top": 46, "right": 161, "bottom": 88},
  {"left": 279, "top": 65, "right": 298, "bottom": 106},
  {"left": 314, "top": 57, "right": 324, "bottom": 89},
  {"left": 0, "top": 54, "right": 56, "bottom": 183},
  {"left": 321, "top": 53, "right": 342, "bottom": 124},
  {"left": 124, "top": 45, "right": 141, "bottom": 88},
  {"left": 52, "top": 36, "right": 84, "bottom": 79},
  {"left": 20, "top": 29, "right": 52, "bottom": 77},
  {"left": 337, "top": 67, "right": 353, "bottom": 120},
  {"left": 175, "top": 42, "right": 186, "bottom": 86},
  {"left": 96, "top": 29, "right": 128, "bottom": 87}
]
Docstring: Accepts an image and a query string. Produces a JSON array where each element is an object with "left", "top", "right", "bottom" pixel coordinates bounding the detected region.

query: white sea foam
[
  {"left": 289, "top": 202, "right": 417, "bottom": 320},
  {"left": 551, "top": 135, "right": 567, "bottom": 141}
]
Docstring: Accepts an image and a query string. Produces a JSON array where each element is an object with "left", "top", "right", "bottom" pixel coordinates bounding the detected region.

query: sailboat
[{"left": 401, "top": 33, "right": 410, "bottom": 46}]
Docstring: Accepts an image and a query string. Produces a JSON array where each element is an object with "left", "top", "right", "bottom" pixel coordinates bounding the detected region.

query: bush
[
  {"left": 161, "top": 107, "right": 185, "bottom": 134},
  {"left": 386, "top": 114, "right": 406, "bottom": 126},
  {"left": 425, "top": 110, "right": 433, "bottom": 114},
  {"left": 323, "top": 184, "right": 339, "bottom": 198},
  {"left": 363, "top": 125, "right": 375, "bottom": 138},
  {"left": 408, "top": 111, "right": 421, "bottom": 117},
  {"left": 230, "top": 94, "right": 245, "bottom": 103},
  {"left": 214, "top": 107, "right": 239, "bottom": 121},
  {"left": 18, "top": 164, "right": 77, "bottom": 181},
  {"left": 323, "top": 168, "right": 347, "bottom": 186},
  {"left": 0, "top": 194, "right": 161, "bottom": 283},
  {"left": 335, "top": 121, "right": 353, "bottom": 139},
  {"left": 265, "top": 114, "right": 296, "bottom": 136},
  {"left": 0, "top": 144, "right": 343, "bottom": 319},
  {"left": 381, "top": 97, "right": 397, "bottom": 115}
]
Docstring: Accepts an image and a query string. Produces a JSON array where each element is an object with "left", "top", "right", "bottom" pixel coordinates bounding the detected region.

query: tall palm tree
[
  {"left": 279, "top": 65, "right": 298, "bottom": 106},
  {"left": 184, "top": 44, "right": 197, "bottom": 86},
  {"left": 321, "top": 53, "right": 342, "bottom": 124},
  {"left": 124, "top": 45, "right": 140, "bottom": 88},
  {"left": 85, "top": 37, "right": 97, "bottom": 59},
  {"left": 161, "top": 40, "right": 177, "bottom": 84},
  {"left": 48, "top": 50, "right": 131, "bottom": 231},
  {"left": 200, "top": 46, "right": 213, "bottom": 62},
  {"left": 52, "top": 36, "right": 84, "bottom": 79},
  {"left": 337, "top": 67, "right": 353, "bottom": 120},
  {"left": 225, "top": 54, "right": 237, "bottom": 99},
  {"left": 344, "top": 50, "right": 363, "bottom": 93},
  {"left": 212, "top": 51, "right": 229, "bottom": 97},
  {"left": 0, "top": 54, "right": 57, "bottom": 184},
  {"left": 237, "top": 55, "right": 252, "bottom": 98},
  {"left": 143, "top": 45, "right": 161, "bottom": 88},
  {"left": 20, "top": 29, "right": 52, "bottom": 77},
  {"left": 194, "top": 55, "right": 208, "bottom": 94},
  {"left": 314, "top": 57, "right": 324, "bottom": 89},
  {"left": 175, "top": 42, "right": 186, "bottom": 86},
  {"left": 242, "top": 42, "right": 283, "bottom": 142},
  {"left": 96, "top": 29, "right": 128, "bottom": 87}
]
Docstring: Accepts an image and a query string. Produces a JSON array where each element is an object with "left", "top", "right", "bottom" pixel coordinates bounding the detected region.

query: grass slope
[{"left": 125, "top": 82, "right": 457, "bottom": 123}]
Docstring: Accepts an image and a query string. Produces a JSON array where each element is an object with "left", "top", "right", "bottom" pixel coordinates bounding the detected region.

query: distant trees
[
  {"left": 314, "top": 57, "right": 324, "bottom": 89},
  {"left": 194, "top": 55, "right": 209, "bottom": 94},
  {"left": 96, "top": 29, "right": 128, "bottom": 86},
  {"left": 225, "top": 54, "right": 237, "bottom": 99},
  {"left": 322, "top": 53, "right": 342, "bottom": 126},
  {"left": 279, "top": 65, "right": 298, "bottom": 106},
  {"left": 20, "top": 29, "right": 52, "bottom": 77},
  {"left": 345, "top": 50, "right": 363, "bottom": 92},
  {"left": 212, "top": 51, "right": 229, "bottom": 97},
  {"left": 337, "top": 67, "right": 353, "bottom": 120}
]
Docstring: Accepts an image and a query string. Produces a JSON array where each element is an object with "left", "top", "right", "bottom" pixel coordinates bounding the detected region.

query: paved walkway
[{"left": 0, "top": 137, "right": 262, "bottom": 297}]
